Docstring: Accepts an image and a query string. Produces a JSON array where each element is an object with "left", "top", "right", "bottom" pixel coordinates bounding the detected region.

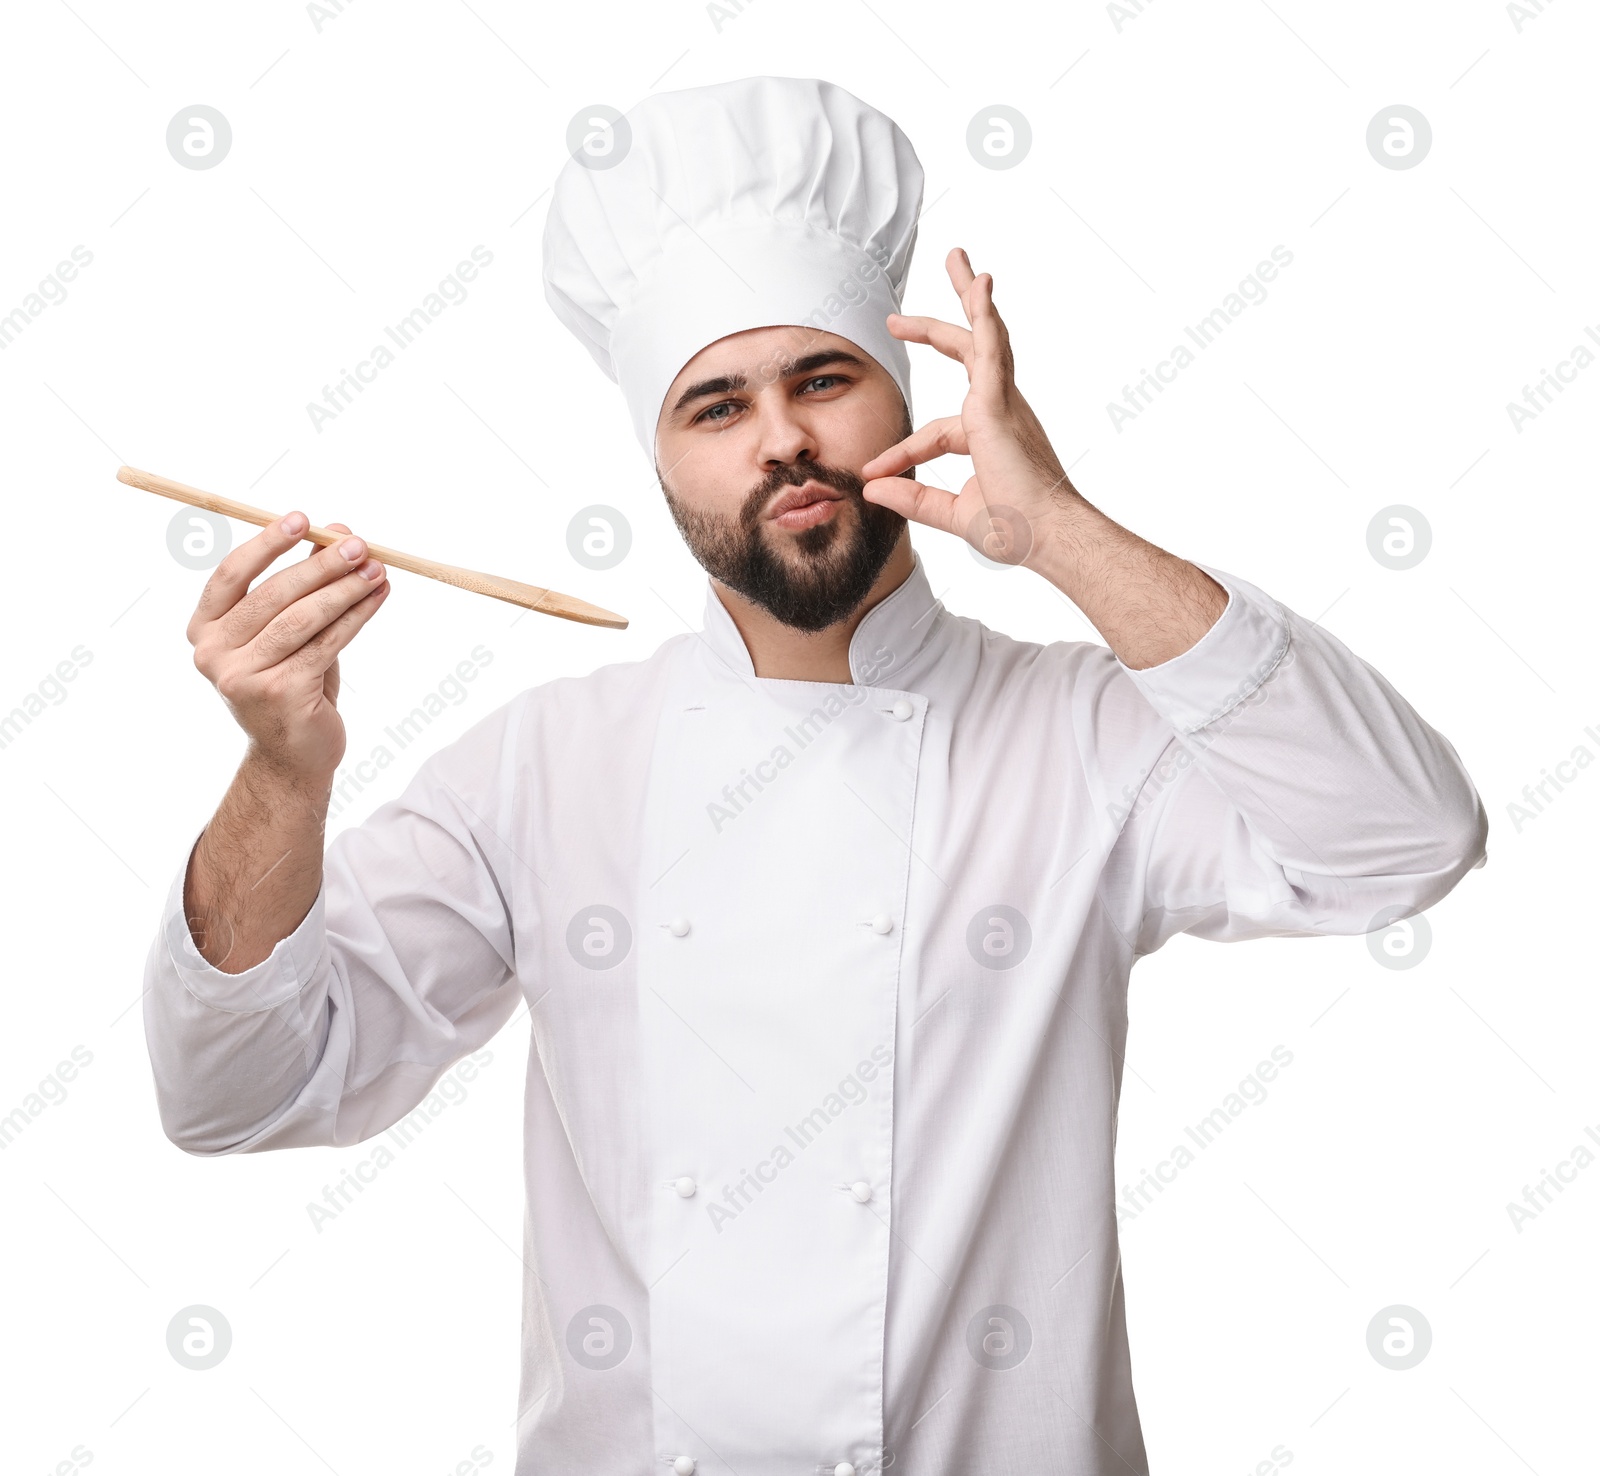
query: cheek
[
  {"left": 663, "top": 440, "right": 758, "bottom": 521},
  {"left": 824, "top": 389, "right": 907, "bottom": 464}
]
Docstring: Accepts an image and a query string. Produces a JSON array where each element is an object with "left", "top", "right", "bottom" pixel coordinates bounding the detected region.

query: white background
[{"left": 2, "top": 0, "right": 1595, "bottom": 1472}]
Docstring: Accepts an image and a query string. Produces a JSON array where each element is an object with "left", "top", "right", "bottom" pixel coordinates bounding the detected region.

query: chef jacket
[{"left": 143, "top": 552, "right": 1488, "bottom": 1475}]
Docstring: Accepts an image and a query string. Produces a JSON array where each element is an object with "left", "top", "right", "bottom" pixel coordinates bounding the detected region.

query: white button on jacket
[{"left": 143, "top": 553, "right": 1487, "bottom": 1475}]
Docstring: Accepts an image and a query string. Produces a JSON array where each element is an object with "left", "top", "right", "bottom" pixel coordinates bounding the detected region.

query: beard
[{"left": 659, "top": 443, "right": 910, "bottom": 634}]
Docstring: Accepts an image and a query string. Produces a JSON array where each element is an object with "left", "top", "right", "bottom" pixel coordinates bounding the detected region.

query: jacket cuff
[
  {"left": 160, "top": 831, "right": 327, "bottom": 1014},
  {"left": 1118, "top": 563, "right": 1291, "bottom": 735}
]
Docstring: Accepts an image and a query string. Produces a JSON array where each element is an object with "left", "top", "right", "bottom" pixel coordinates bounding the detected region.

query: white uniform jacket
[{"left": 143, "top": 553, "right": 1488, "bottom": 1475}]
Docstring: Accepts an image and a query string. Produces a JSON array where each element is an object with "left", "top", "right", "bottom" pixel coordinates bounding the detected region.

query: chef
[{"left": 143, "top": 75, "right": 1489, "bottom": 1476}]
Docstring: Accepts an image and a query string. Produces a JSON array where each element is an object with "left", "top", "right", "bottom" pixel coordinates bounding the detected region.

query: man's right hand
[{"left": 188, "top": 511, "right": 390, "bottom": 781}]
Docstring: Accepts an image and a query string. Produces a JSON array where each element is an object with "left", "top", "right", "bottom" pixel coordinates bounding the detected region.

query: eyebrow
[{"left": 669, "top": 349, "right": 869, "bottom": 418}]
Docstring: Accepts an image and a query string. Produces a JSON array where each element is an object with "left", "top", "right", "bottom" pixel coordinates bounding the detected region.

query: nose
[{"left": 752, "top": 390, "right": 819, "bottom": 473}]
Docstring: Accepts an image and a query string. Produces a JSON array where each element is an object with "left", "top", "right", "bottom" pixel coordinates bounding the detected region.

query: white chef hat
[{"left": 542, "top": 75, "right": 923, "bottom": 459}]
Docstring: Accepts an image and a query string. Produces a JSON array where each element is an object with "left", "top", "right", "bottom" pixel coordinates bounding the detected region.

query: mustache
[{"left": 740, "top": 458, "right": 865, "bottom": 528}]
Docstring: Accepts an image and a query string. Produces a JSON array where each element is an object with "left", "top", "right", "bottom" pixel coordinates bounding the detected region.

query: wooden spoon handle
[{"left": 117, "top": 465, "right": 627, "bottom": 629}]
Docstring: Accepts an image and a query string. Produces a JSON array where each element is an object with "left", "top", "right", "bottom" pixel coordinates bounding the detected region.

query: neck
[{"left": 713, "top": 530, "right": 915, "bottom": 682}]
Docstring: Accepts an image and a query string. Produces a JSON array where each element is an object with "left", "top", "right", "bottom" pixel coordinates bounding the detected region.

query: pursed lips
[{"left": 766, "top": 481, "right": 845, "bottom": 528}]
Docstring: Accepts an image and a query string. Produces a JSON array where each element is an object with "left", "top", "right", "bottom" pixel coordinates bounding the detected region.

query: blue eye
[{"left": 691, "top": 374, "right": 849, "bottom": 425}]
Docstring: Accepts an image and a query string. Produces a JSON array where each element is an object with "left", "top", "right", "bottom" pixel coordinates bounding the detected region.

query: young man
[{"left": 144, "top": 76, "right": 1487, "bottom": 1476}]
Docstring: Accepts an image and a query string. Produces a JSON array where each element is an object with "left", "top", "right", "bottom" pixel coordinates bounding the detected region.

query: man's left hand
[
  {"left": 860, "top": 246, "right": 1078, "bottom": 571},
  {"left": 861, "top": 246, "right": 1229, "bottom": 669}
]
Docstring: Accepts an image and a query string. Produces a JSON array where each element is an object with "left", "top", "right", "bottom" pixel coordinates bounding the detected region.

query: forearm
[
  {"left": 1116, "top": 562, "right": 1487, "bottom": 939},
  {"left": 147, "top": 708, "right": 526, "bottom": 1157},
  {"left": 1025, "top": 494, "right": 1228, "bottom": 670},
  {"left": 183, "top": 748, "right": 332, "bottom": 973}
]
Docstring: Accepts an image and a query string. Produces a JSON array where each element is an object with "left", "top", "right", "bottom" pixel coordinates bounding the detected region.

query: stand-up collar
[{"left": 697, "top": 550, "right": 946, "bottom": 688}]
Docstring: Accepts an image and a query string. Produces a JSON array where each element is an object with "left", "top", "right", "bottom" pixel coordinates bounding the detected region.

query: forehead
[{"left": 664, "top": 324, "right": 875, "bottom": 396}]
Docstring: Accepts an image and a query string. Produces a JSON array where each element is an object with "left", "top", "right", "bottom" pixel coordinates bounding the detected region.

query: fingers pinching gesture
[{"left": 861, "top": 247, "right": 1076, "bottom": 568}]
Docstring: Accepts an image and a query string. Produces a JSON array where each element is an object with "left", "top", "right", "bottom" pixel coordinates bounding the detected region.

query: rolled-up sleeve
[
  {"left": 1112, "top": 563, "right": 1488, "bottom": 952},
  {"left": 142, "top": 698, "right": 528, "bottom": 1156}
]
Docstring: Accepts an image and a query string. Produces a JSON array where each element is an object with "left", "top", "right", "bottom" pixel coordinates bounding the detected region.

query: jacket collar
[{"left": 697, "top": 549, "right": 945, "bottom": 689}]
